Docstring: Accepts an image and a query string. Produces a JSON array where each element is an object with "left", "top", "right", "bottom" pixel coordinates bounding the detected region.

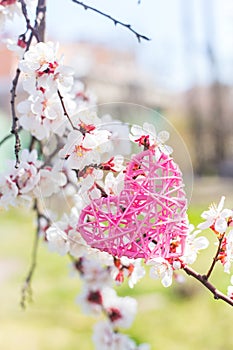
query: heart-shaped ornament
[{"left": 78, "top": 149, "right": 188, "bottom": 261}]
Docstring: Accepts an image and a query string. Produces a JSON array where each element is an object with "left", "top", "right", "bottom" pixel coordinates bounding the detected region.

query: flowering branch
[
  {"left": 71, "top": 0, "right": 150, "bottom": 42},
  {"left": 21, "top": 199, "right": 51, "bottom": 309},
  {"left": 21, "top": 200, "right": 41, "bottom": 308},
  {"left": 183, "top": 265, "right": 233, "bottom": 307},
  {"left": 9, "top": 0, "right": 47, "bottom": 167},
  {"left": 2, "top": 1, "right": 233, "bottom": 347},
  {"left": 57, "top": 89, "right": 77, "bottom": 130}
]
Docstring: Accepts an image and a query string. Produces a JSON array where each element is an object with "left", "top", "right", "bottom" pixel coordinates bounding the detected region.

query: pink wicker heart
[{"left": 78, "top": 149, "right": 188, "bottom": 261}]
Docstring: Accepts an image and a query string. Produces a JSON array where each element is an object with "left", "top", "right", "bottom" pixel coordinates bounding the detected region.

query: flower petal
[
  {"left": 215, "top": 217, "right": 227, "bottom": 234},
  {"left": 197, "top": 219, "right": 214, "bottom": 230},
  {"left": 217, "top": 196, "right": 225, "bottom": 212}
]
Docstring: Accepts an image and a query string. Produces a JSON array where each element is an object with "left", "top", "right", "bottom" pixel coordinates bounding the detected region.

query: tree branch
[
  {"left": 10, "top": 67, "right": 22, "bottom": 168},
  {"left": 0, "top": 127, "right": 22, "bottom": 148},
  {"left": 183, "top": 265, "right": 233, "bottom": 307},
  {"left": 71, "top": 0, "right": 150, "bottom": 42},
  {"left": 205, "top": 235, "right": 224, "bottom": 280},
  {"left": 36, "top": 0, "right": 46, "bottom": 42}
]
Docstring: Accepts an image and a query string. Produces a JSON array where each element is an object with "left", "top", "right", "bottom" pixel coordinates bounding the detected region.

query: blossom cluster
[
  {"left": 146, "top": 224, "right": 209, "bottom": 287},
  {"left": 0, "top": 0, "right": 35, "bottom": 29},
  {"left": 197, "top": 196, "right": 233, "bottom": 273},
  {"left": 46, "top": 208, "right": 148, "bottom": 348},
  {"left": 74, "top": 255, "right": 149, "bottom": 349},
  {"left": 0, "top": 149, "right": 66, "bottom": 209},
  {"left": 17, "top": 41, "right": 75, "bottom": 140},
  {"left": 0, "top": 0, "right": 21, "bottom": 29}
]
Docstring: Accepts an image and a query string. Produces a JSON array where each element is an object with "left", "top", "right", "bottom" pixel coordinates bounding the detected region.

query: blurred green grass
[{"left": 1, "top": 206, "right": 233, "bottom": 350}]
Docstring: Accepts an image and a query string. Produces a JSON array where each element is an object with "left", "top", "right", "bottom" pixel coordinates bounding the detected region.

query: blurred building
[
  {"left": 184, "top": 83, "right": 233, "bottom": 175},
  {"left": 0, "top": 40, "right": 175, "bottom": 122},
  {"left": 0, "top": 43, "right": 17, "bottom": 111},
  {"left": 59, "top": 41, "right": 171, "bottom": 109}
]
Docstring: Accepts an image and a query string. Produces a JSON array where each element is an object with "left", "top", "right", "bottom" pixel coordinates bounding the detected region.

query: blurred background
[
  {"left": 1, "top": 0, "right": 233, "bottom": 193},
  {"left": 1, "top": 0, "right": 233, "bottom": 349}
]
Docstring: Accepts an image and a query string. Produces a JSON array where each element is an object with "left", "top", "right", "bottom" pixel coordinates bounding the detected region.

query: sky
[
  {"left": 44, "top": 0, "right": 233, "bottom": 90},
  {"left": 5, "top": 0, "right": 233, "bottom": 90}
]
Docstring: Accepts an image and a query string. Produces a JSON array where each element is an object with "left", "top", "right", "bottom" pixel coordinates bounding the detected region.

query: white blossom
[
  {"left": 147, "top": 257, "right": 173, "bottom": 287},
  {"left": 58, "top": 129, "right": 83, "bottom": 159},
  {"left": 129, "top": 122, "right": 172, "bottom": 154},
  {"left": 46, "top": 206, "right": 88, "bottom": 256},
  {"left": 115, "top": 257, "right": 145, "bottom": 288},
  {"left": 0, "top": 1, "right": 21, "bottom": 29},
  {"left": 102, "top": 287, "right": 137, "bottom": 329},
  {"left": 20, "top": 148, "right": 40, "bottom": 165},
  {"left": 73, "top": 111, "right": 102, "bottom": 128},
  {"left": 80, "top": 259, "right": 113, "bottom": 289},
  {"left": 104, "top": 171, "right": 124, "bottom": 196},
  {"left": 181, "top": 224, "right": 209, "bottom": 265},
  {"left": 17, "top": 98, "right": 49, "bottom": 140},
  {"left": 198, "top": 196, "right": 232, "bottom": 234},
  {"left": 0, "top": 175, "right": 18, "bottom": 209},
  {"left": 17, "top": 90, "right": 73, "bottom": 140},
  {"left": 78, "top": 168, "right": 103, "bottom": 204},
  {"left": 227, "top": 275, "right": 233, "bottom": 299},
  {"left": 101, "top": 114, "right": 132, "bottom": 156},
  {"left": 85, "top": 249, "right": 114, "bottom": 267},
  {"left": 93, "top": 321, "right": 149, "bottom": 350},
  {"left": 19, "top": 41, "right": 74, "bottom": 94},
  {"left": 223, "top": 230, "right": 233, "bottom": 273},
  {"left": 34, "top": 167, "right": 67, "bottom": 198},
  {"left": 77, "top": 286, "right": 103, "bottom": 315},
  {"left": 6, "top": 38, "right": 26, "bottom": 58},
  {"left": 59, "top": 128, "right": 110, "bottom": 170},
  {"left": 46, "top": 225, "right": 70, "bottom": 256},
  {"left": 93, "top": 321, "right": 116, "bottom": 350},
  {"left": 68, "top": 229, "right": 90, "bottom": 258},
  {"left": 127, "top": 261, "right": 145, "bottom": 288},
  {"left": 72, "top": 80, "right": 97, "bottom": 111},
  {"left": 0, "top": 149, "right": 41, "bottom": 209}
]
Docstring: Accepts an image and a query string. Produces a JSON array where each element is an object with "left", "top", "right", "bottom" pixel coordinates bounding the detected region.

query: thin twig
[
  {"left": 21, "top": 200, "right": 51, "bottom": 308},
  {"left": 19, "top": 0, "right": 40, "bottom": 42},
  {"left": 183, "top": 265, "right": 233, "bottom": 307},
  {"left": 21, "top": 201, "right": 41, "bottom": 308},
  {"left": 57, "top": 89, "right": 77, "bottom": 130},
  {"left": 10, "top": 68, "right": 22, "bottom": 168},
  {"left": 71, "top": 0, "right": 150, "bottom": 43},
  {"left": 205, "top": 235, "right": 224, "bottom": 280}
]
